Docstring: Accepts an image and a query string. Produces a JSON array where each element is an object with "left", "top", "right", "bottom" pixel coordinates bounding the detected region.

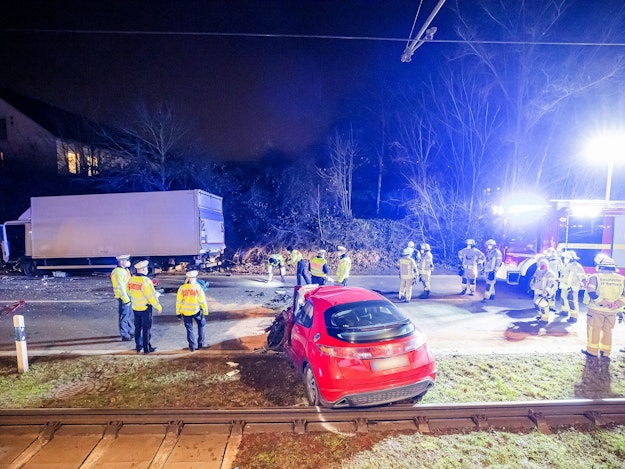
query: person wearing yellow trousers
[
  {"left": 582, "top": 256, "right": 625, "bottom": 361},
  {"left": 530, "top": 258, "right": 557, "bottom": 324},
  {"left": 458, "top": 239, "right": 485, "bottom": 296},
  {"left": 176, "top": 270, "right": 209, "bottom": 352},
  {"left": 417, "top": 243, "right": 433, "bottom": 299},
  {"left": 558, "top": 251, "right": 587, "bottom": 323},
  {"left": 398, "top": 248, "right": 418, "bottom": 302},
  {"left": 481, "top": 239, "right": 502, "bottom": 303}
]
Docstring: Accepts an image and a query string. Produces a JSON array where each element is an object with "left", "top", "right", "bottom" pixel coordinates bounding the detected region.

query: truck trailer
[{"left": 0, "top": 189, "right": 225, "bottom": 275}]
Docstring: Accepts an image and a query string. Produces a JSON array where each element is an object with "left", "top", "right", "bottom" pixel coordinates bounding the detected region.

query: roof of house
[{"left": 0, "top": 88, "right": 101, "bottom": 142}]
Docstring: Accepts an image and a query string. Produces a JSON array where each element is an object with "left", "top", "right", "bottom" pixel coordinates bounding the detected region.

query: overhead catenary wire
[{"left": 2, "top": 28, "right": 625, "bottom": 48}]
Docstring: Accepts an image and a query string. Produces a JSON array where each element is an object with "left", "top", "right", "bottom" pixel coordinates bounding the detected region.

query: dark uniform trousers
[
  {"left": 184, "top": 311, "right": 206, "bottom": 350},
  {"left": 134, "top": 305, "right": 153, "bottom": 352}
]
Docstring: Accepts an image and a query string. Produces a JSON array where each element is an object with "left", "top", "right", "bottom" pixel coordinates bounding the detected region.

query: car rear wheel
[{"left": 304, "top": 365, "right": 320, "bottom": 406}]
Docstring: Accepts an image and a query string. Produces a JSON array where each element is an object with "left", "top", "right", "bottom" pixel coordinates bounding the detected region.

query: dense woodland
[{"left": 2, "top": 1, "right": 625, "bottom": 271}]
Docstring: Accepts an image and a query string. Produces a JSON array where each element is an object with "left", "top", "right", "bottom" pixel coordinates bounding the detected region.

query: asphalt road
[{"left": 1, "top": 273, "right": 624, "bottom": 357}]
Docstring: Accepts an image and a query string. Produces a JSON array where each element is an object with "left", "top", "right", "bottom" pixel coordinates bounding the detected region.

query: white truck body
[{"left": 1, "top": 190, "right": 225, "bottom": 272}]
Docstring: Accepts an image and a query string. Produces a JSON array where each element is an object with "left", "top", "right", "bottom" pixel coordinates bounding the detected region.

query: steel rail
[{"left": 2, "top": 399, "right": 625, "bottom": 435}]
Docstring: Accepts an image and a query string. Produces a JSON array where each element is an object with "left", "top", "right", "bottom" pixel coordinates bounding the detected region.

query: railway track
[{"left": 2, "top": 399, "right": 625, "bottom": 468}]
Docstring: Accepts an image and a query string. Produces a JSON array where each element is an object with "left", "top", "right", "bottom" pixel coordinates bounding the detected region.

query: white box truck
[{"left": 0, "top": 190, "right": 225, "bottom": 275}]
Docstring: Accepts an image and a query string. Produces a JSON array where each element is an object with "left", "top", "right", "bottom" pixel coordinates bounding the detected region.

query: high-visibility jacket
[
  {"left": 268, "top": 254, "right": 285, "bottom": 267},
  {"left": 547, "top": 256, "right": 563, "bottom": 279},
  {"left": 560, "top": 261, "right": 587, "bottom": 289},
  {"left": 176, "top": 282, "right": 209, "bottom": 316},
  {"left": 111, "top": 266, "right": 131, "bottom": 303},
  {"left": 484, "top": 248, "right": 502, "bottom": 273},
  {"left": 585, "top": 272, "right": 625, "bottom": 312},
  {"left": 530, "top": 268, "right": 557, "bottom": 297},
  {"left": 288, "top": 250, "right": 303, "bottom": 264},
  {"left": 336, "top": 255, "right": 352, "bottom": 283},
  {"left": 310, "top": 256, "right": 328, "bottom": 278},
  {"left": 127, "top": 274, "right": 162, "bottom": 312},
  {"left": 399, "top": 257, "right": 417, "bottom": 280},
  {"left": 458, "top": 247, "right": 485, "bottom": 268},
  {"left": 418, "top": 251, "right": 434, "bottom": 274}
]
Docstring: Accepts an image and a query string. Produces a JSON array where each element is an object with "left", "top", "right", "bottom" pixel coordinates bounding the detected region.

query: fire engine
[{"left": 493, "top": 199, "right": 625, "bottom": 291}]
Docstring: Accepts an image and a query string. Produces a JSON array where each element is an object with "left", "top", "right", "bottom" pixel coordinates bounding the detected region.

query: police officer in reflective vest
[
  {"left": 287, "top": 246, "right": 310, "bottom": 286},
  {"left": 458, "top": 239, "right": 485, "bottom": 296},
  {"left": 267, "top": 252, "right": 286, "bottom": 283},
  {"left": 128, "top": 260, "right": 162, "bottom": 354},
  {"left": 481, "top": 239, "right": 502, "bottom": 302},
  {"left": 399, "top": 248, "right": 418, "bottom": 302},
  {"left": 176, "top": 270, "right": 209, "bottom": 352},
  {"left": 582, "top": 256, "right": 625, "bottom": 360},
  {"left": 309, "top": 249, "right": 330, "bottom": 285},
  {"left": 336, "top": 245, "right": 352, "bottom": 286},
  {"left": 110, "top": 254, "right": 134, "bottom": 341}
]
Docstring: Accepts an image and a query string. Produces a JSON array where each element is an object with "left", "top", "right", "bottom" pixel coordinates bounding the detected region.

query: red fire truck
[{"left": 494, "top": 199, "right": 625, "bottom": 291}]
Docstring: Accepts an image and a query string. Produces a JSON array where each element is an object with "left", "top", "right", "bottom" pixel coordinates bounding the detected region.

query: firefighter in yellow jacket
[
  {"left": 176, "top": 270, "right": 209, "bottom": 352},
  {"left": 458, "top": 239, "right": 485, "bottom": 296},
  {"left": 110, "top": 254, "right": 133, "bottom": 341},
  {"left": 558, "top": 251, "right": 587, "bottom": 323},
  {"left": 481, "top": 239, "right": 502, "bottom": 302},
  {"left": 530, "top": 258, "right": 557, "bottom": 323},
  {"left": 417, "top": 243, "right": 434, "bottom": 299},
  {"left": 399, "top": 248, "right": 418, "bottom": 302},
  {"left": 582, "top": 256, "right": 625, "bottom": 359},
  {"left": 128, "top": 260, "right": 162, "bottom": 354}
]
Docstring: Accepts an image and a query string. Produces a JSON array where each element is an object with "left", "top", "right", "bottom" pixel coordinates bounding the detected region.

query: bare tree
[{"left": 319, "top": 128, "right": 360, "bottom": 220}]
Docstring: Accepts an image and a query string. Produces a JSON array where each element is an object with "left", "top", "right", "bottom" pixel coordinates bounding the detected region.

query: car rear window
[{"left": 324, "top": 300, "right": 415, "bottom": 343}]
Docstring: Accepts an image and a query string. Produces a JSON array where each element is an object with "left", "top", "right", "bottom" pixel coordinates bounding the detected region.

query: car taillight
[{"left": 316, "top": 334, "right": 426, "bottom": 359}]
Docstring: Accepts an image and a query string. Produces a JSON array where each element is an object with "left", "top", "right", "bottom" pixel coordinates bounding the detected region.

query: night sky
[{"left": 0, "top": 0, "right": 456, "bottom": 160}]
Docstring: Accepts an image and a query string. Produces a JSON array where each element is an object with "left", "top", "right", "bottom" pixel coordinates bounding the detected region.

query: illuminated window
[{"left": 67, "top": 150, "right": 79, "bottom": 174}]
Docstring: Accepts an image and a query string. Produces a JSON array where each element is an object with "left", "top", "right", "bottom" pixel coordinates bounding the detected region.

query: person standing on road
[
  {"left": 287, "top": 246, "right": 310, "bottom": 286},
  {"left": 336, "top": 246, "right": 351, "bottom": 286},
  {"left": 128, "top": 260, "right": 162, "bottom": 354},
  {"left": 544, "top": 247, "right": 563, "bottom": 311},
  {"left": 176, "top": 270, "right": 209, "bottom": 352},
  {"left": 530, "top": 258, "right": 557, "bottom": 324},
  {"left": 309, "top": 249, "right": 330, "bottom": 285},
  {"left": 458, "top": 239, "right": 485, "bottom": 296},
  {"left": 110, "top": 254, "right": 134, "bottom": 342},
  {"left": 481, "top": 239, "right": 503, "bottom": 303},
  {"left": 582, "top": 256, "right": 625, "bottom": 360},
  {"left": 417, "top": 243, "right": 434, "bottom": 299},
  {"left": 398, "top": 248, "right": 418, "bottom": 302},
  {"left": 558, "top": 251, "right": 587, "bottom": 323},
  {"left": 267, "top": 252, "right": 286, "bottom": 283}
]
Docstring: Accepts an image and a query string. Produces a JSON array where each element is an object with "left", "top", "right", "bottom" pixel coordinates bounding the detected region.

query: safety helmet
[
  {"left": 597, "top": 256, "right": 617, "bottom": 271},
  {"left": 594, "top": 253, "right": 608, "bottom": 265},
  {"left": 337, "top": 245, "right": 347, "bottom": 252},
  {"left": 485, "top": 239, "right": 496, "bottom": 248},
  {"left": 466, "top": 239, "right": 476, "bottom": 247},
  {"left": 318, "top": 249, "right": 327, "bottom": 257},
  {"left": 421, "top": 243, "right": 431, "bottom": 251},
  {"left": 561, "top": 251, "right": 573, "bottom": 262},
  {"left": 545, "top": 247, "right": 556, "bottom": 257},
  {"left": 402, "top": 248, "right": 412, "bottom": 256},
  {"left": 407, "top": 241, "right": 415, "bottom": 248}
]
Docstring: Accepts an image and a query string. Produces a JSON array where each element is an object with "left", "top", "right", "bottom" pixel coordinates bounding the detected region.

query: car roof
[{"left": 299, "top": 285, "right": 385, "bottom": 310}]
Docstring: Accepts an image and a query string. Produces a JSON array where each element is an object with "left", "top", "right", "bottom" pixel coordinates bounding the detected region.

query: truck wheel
[
  {"left": 22, "top": 259, "right": 38, "bottom": 277},
  {"left": 304, "top": 365, "right": 321, "bottom": 406}
]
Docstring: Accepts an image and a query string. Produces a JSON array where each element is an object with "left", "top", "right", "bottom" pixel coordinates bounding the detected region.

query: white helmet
[
  {"left": 597, "top": 256, "right": 617, "bottom": 271},
  {"left": 594, "top": 253, "right": 608, "bottom": 265},
  {"left": 466, "top": 239, "right": 476, "bottom": 247},
  {"left": 421, "top": 243, "right": 431, "bottom": 251},
  {"left": 407, "top": 241, "right": 415, "bottom": 248},
  {"left": 402, "top": 248, "right": 412, "bottom": 256},
  {"left": 545, "top": 247, "right": 556, "bottom": 257},
  {"left": 485, "top": 239, "right": 496, "bottom": 248}
]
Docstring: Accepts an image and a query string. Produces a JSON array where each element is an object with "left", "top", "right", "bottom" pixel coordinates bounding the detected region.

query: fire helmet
[
  {"left": 402, "top": 248, "right": 412, "bottom": 256},
  {"left": 407, "top": 241, "right": 415, "bottom": 248},
  {"left": 597, "top": 256, "right": 617, "bottom": 272},
  {"left": 466, "top": 239, "right": 476, "bottom": 247},
  {"left": 421, "top": 243, "right": 431, "bottom": 251},
  {"left": 485, "top": 239, "right": 497, "bottom": 248}
]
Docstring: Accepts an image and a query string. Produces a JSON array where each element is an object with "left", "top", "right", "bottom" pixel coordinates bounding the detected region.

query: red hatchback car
[{"left": 280, "top": 284, "right": 436, "bottom": 408}]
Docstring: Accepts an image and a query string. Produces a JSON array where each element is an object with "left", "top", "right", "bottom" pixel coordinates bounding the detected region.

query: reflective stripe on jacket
[
  {"left": 458, "top": 247, "right": 485, "bottom": 268},
  {"left": 586, "top": 272, "right": 625, "bottom": 312},
  {"left": 337, "top": 255, "right": 351, "bottom": 283},
  {"left": 560, "top": 262, "right": 587, "bottom": 289},
  {"left": 111, "top": 267, "right": 131, "bottom": 303},
  {"left": 289, "top": 250, "right": 303, "bottom": 264},
  {"left": 128, "top": 274, "right": 161, "bottom": 312},
  {"left": 176, "top": 283, "right": 209, "bottom": 316},
  {"left": 310, "top": 257, "right": 327, "bottom": 278},
  {"left": 399, "top": 257, "right": 417, "bottom": 280},
  {"left": 418, "top": 251, "right": 433, "bottom": 274}
]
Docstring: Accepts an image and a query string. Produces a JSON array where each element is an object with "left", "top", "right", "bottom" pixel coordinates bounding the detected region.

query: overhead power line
[{"left": 2, "top": 28, "right": 625, "bottom": 48}]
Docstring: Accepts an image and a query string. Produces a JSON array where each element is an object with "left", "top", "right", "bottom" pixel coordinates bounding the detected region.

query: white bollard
[{"left": 13, "top": 314, "right": 28, "bottom": 373}]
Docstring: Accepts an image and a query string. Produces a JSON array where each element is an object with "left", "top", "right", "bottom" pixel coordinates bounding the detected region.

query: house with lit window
[{"left": 0, "top": 89, "right": 114, "bottom": 176}]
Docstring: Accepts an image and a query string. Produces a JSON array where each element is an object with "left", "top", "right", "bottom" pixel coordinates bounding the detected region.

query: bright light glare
[{"left": 585, "top": 132, "right": 625, "bottom": 162}]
